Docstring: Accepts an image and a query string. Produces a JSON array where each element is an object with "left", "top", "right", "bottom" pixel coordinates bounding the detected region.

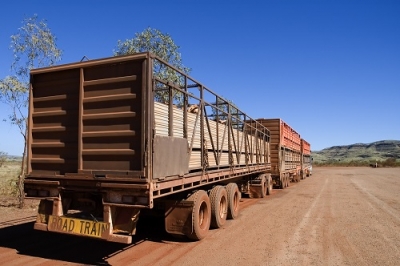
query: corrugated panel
[
  {"left": 81, "top": 60, "right": 143, "bottom": 172},
  {"left": 301, "top": 139, "right": 311, "bottom": 155},
  {"left": 29, "top": 58, "right": 146, "bottom": 175},
  {"left": 30, "top": 69, "right": 80, "bottom": 175}
]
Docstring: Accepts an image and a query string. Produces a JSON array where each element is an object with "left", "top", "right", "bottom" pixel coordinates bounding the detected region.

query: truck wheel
[
  {"left": 209, "top": 186, "right": 228, "bottom": 228},
  {"left": 261, "top": 176, "right": 267, "bottom": 197},
  {"left": 267, "top": 175, "right": 273, "bottom": 195},
  {"left": 186, "top": 190, "right": 211, "bottom": 240},
  {"left": 226, "top": 183, "right": 240, "bottom": 219},
  {"left": 279, "top": 176, "right": 285, "bottom": 189},
  {"left": 250, "top": 175, "right": 266, "bottom": 198}
]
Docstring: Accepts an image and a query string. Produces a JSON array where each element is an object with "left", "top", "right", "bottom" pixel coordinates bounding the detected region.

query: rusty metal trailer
[
  {"left": 24, "top": 52, "right": 272, "bottom": 244},
  {"left": 300, "top": 139, "right": 312, "bottom": 178},
  {"left": 255, "top": 119, "right": 301, "bottom": 188}
]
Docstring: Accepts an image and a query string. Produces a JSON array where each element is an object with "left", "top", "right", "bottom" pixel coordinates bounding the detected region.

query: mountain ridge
[{"left": 312, "top": 140, "right": 400, "bottom": 164}]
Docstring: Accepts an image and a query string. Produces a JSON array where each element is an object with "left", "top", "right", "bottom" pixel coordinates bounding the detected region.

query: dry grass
[
  {"left": 0, "top": 160, "right": 21, "bottom": 206},
  {"left": 0, "top": 160, "right": 38, "bottom": 209}
]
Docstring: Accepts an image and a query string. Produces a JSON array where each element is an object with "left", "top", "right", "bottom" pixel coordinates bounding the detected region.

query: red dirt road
[{"left": 1, "top": 167, "right": 399, "bottom": 265}]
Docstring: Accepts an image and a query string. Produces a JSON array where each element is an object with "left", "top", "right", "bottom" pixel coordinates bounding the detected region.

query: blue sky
[{"left": 1, "top": 0, "right": 399, "bottom": 155}]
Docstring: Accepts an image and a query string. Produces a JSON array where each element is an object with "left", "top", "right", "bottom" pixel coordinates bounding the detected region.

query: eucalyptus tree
[
  {"left": 114, "top": 27, "right": 191, "bottom": 104},
  {"left": 0, "top": 14, "right": 62, "bottom": 206}
]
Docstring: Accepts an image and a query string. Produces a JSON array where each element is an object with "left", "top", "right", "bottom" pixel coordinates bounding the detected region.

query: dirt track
[{"left": 1, "top": 167, "right": 399, "bottom": 265}]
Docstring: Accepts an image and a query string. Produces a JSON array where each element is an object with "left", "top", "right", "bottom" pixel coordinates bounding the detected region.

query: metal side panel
[{"left": 153, "top": 136, "right": 189, "bottom": 180}]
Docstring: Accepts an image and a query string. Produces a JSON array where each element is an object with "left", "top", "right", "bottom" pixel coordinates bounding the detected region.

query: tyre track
[{"left": 279, "top": 178, "right": 329, "bottom": 265}]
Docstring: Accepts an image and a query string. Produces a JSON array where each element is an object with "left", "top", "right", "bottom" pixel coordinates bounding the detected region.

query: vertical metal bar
[
  {"left": 228, "top": 102, "right": 232, "bottom": 167},
  {"left": 203, "top": 105, "right": 217, "bottom": 164},
  {"left": 230, "top": 117, "right": 238, "bottom": 164},
  {"left": 216, "top": 96, "right": 219, "bottom": 155},
  {"left": 145, "top": 55, "right": 153, "bottom": 179},
  {"left": 200, "top": 86, "right": 205, "bottom": 170},
  {"left": 256, "top": 123, "right": 260, "bottom": 164},
  {"left": 146, "top": 55, "right": 153, "bottom": 207},
  {"left": 169, "top": 85, "right": 173, "bottom": 137},
  {"left": 236, "top": 112, "right": 239, "bottom": 164},
  {"left": 188, "top": 108, "right": 200, "bottom": 158},
  {"left": 244, "top": 120, "right": 248, "bottom": 166},
  {"left": 27, "top": 81, "right": 33, "bottom": 174},
  {"left": 183, "top": 76, "right": 188, "bottom": 139},
  {"left": 78, "top": 68, "right": 84, "bottom": 171}
]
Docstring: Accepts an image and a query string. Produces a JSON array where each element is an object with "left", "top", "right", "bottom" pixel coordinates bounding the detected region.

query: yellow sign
[{"left": 48, "top": 215, "right": 110, "bottom": 238}]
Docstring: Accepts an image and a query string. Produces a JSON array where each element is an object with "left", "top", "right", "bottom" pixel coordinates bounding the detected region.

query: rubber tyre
[
  {"left": 209, "top": 186, "right": 228, "bottom": 228},
  {"left": 226, "top": 183, "right": 240, "bottom": 219},
  {"left": 280, "top": 176, "right": 285, "bottom": 189},
  {"left": 266, "top": 175, "right": 273, "bottom": 195},
  {"left": 186, "top": 190, "right": 211, "bottom": 240},
  {"left": 250, "top": 175, "right": 267, "bottom": 198},
  {"left": 261, "top": 175, "right": 267, "bottom": 198}
]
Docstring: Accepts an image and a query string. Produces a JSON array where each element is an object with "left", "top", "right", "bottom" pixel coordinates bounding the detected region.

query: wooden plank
[{"left": 154, "top": 101, "right": 268, "bottom": 169}]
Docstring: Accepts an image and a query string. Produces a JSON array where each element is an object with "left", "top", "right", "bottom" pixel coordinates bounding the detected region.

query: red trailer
[
  {"left": 301, "top": 139, "right": 312, "bottom": 178},
  {"left": 255, "top": 119, "right": 301, "bottom": 188}
]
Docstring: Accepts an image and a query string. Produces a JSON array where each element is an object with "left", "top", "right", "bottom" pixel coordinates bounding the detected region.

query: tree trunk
[{"left": 18, "top": 138, "right": 27, "bottom": 208}]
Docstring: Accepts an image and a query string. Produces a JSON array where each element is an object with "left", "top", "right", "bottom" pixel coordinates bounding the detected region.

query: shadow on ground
[{"left": 0, "top": 215, "right": 188, "bottom": 265}]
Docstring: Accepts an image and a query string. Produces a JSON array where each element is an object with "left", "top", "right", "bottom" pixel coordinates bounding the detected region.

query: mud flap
[
  {"left": 34, "top": 199, "right": 54, "bottom": 231},
  {"left": 37, "top": 199, "right": 53, "bottom": 224},
  {"left": 164, "top": 200, "right": 194, "bottom": 236},
  {"left": 112, "top": 206, "right": 140, "bottom": 235}
]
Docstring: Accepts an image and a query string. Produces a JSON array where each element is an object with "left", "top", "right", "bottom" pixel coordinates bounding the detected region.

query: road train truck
[
  {"left": 254, "top": 119, "right": 302, "bottom": 188},
  {"left": 24, "top": 52, "right": 274, "bottom": 243},
  {"left": 301, "top": 139, "right": 312, "bottom": 178}
]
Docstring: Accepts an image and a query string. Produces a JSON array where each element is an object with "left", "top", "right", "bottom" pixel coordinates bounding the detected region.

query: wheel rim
[
  {"left": 199, "top": 201, "right": 208, "bottom": 229},
  {"left": 263, "top": 182, "right": 267, "bottom": 196},
  {"left": 233, "top": 191, "right": 239, "bottom": 212},
  {"left": 219, "top": 196, "right": 227, "bottom": 219}
]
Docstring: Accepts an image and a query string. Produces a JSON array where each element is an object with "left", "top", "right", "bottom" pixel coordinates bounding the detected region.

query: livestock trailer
[
  {"left": 255, "top": 118, "right": 301, "bottom": 188},
  {"left": 300, "top": 139, "right": 312, "bottom": 178},
  {"left": 24, "top": 52, "right": 272, "bottom": 243}
]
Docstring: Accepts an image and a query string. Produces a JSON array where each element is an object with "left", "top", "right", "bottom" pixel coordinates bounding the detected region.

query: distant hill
[{"left": 312, "top": 140, "right": 400, "bottom": 164}]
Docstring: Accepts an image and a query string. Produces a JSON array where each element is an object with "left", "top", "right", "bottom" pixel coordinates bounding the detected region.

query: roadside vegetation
[
  {"left": 314, "top": 157, "right": 400, "bottom": 167},
  {"left": 0, "top": 151, "right": 7, "bottom": 168},
  {"left": 0, "top": 159, "right": 20, "bottom": 197}
]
